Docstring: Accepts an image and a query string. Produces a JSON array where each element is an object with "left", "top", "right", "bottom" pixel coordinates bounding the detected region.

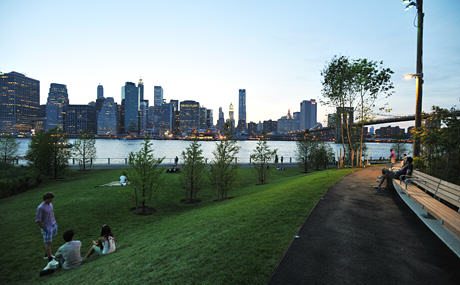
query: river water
[{"left": 16, "top": 139, "right": 412, "bottom": 165}]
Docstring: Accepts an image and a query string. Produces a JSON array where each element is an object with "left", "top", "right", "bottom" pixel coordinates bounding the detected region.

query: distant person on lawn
[
  {"left": 35, "top": 192, "right": 58, "bottom": 261},
  {"left": 85, "top": 224, "right": 116, "bottom": 258},
  {"left": 119, "top": 172, "right": 128, "bottom": 186},
  {"left": 55, "top": 230, "right": 82, "bottom": 269}
]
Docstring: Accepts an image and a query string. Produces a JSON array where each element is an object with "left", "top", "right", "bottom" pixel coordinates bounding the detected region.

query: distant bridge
[
  {"left": 308, "top": 109, "right": 460, "bottom": 137},
  {"left": 361, "top": 115, "right": 417, "bottom": 126}
]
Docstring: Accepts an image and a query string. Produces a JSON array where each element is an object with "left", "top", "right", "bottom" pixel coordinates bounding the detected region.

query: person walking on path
[
  {"left": 174, "top": 156, "right": 179, "bottom": 167},
  {"left": 35, "top": 192, "right": 58, "bottom": 261},
  {"left": 390, "top": 148, "right": 396, "bottom": 168}
]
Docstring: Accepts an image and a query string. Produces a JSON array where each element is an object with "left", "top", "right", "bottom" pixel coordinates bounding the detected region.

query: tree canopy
[{"left": 321, "top": 55, "right": 394, "bottom": 167}]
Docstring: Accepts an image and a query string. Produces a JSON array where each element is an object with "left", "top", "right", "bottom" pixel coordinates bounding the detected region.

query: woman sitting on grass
[{"left": 85, "top": 224, "right": 116, "bottom": 259}]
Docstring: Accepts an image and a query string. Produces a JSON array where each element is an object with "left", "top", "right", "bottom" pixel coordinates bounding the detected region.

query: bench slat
[
  {"left": 401, "top": 183, "right": 460, "bottom": 237},
  {"left": 409, "top": 170, "right": 460, "bottom": 207}
]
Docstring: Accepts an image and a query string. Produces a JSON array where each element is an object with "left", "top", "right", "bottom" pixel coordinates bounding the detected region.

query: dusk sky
[{"left": 1, "top": 0, "right": 459, "bottom": 126}]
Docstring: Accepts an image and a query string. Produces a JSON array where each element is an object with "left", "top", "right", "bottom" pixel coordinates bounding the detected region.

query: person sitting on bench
[{"left": 376, "top": 157, "right": 413, "bottom": 191}]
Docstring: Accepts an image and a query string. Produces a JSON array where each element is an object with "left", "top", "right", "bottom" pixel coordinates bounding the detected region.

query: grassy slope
[{"left": 0, "top": 167, "right": 352, "bottom": 284}]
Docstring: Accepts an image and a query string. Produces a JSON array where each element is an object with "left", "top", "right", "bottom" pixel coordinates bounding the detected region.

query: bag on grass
[{"left": 39, "top": 259, "right": 59, "bottom": 276}]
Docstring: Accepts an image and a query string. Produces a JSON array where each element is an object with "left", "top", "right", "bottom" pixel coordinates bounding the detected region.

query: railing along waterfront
[{"left": 12, "top": 156, "right": 393, "bottom": 169}]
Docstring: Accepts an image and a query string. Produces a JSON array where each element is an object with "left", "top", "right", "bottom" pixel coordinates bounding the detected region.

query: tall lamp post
[{"left": 404, "top": 0, "right": 424, "bottom": 157}]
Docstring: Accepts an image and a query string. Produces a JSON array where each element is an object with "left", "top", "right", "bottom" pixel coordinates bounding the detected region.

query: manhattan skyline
[{"left": 1, "top": 0, "right": 459, "bottom": 125}]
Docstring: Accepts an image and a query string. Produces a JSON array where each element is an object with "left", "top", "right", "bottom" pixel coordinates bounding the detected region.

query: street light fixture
[
  {"left": 404, "top": 73, "right": 423, "bottom": 80},
  {"left": 403, "top": 0, "right": 424, "bottom": 157}
]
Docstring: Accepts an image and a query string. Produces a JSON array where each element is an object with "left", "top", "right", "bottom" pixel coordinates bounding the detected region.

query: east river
[{"left": 16, "top": 138, "right": 412, "bottom": 165}]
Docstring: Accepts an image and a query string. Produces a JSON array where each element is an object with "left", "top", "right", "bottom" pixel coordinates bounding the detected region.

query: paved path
[{"left": 269, "top": 167, "right": 460, "bottom": 285}]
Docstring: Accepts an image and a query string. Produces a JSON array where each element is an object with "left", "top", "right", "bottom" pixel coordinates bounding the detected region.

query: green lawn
[{"left": 0, "top": 167, "right": 352, "bottom": 284}]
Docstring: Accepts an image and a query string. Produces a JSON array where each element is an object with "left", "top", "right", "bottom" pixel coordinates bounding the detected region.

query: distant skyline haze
[{"left": 1, "top": 0, "right": 459, "bottom": 125}]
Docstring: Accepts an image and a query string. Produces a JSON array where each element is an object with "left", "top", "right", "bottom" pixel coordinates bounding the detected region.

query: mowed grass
[{"left": 0, "top": 167, "right": 352, "bottom": 284}]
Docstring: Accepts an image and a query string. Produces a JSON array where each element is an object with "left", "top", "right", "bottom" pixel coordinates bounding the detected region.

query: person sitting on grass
[
  {"left": 119, "top": 172, "right": 128, "bottom": 186},
  {"left": 85, "top": 224, "right": 116, "bottom": 259},
  {"left": 55, "top": 229, "right": 82, "bottom": 270},
  {"left": 375, "top": 157, "right": 413, "bottom": 191}
]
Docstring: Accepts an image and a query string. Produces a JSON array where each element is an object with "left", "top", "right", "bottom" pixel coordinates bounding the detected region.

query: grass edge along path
[{"left": 0, "top": 168, "right": 352, "bottom": 285}]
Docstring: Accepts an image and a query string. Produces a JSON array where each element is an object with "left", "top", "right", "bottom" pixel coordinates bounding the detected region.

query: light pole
[{"left": 404, "top": 0, "right": 424, "bottom": 157}]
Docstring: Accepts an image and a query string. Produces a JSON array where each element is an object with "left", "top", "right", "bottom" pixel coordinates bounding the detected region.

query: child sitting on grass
[
  {"left": 85, "top": 224, "right": 116, "bottom": 259},
  {"left": 55, "top": 229, "right": 82, "bottom": 269}
]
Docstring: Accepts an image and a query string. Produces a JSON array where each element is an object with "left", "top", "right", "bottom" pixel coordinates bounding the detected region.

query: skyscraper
[
  {"left": 179, "top": 100, "right": 200, "bottom": 133},
  {"left": 157, "top": 102, "right": 174, "bottom": 136},
  {"left": 199, "top": 107, "right": 208, "bottom": 129},
  {"left": 139, "top": 100, "right": 148, "bottom": 135},
  {"left": 122, "top": 82, "right": 139, "bottom": 134},
  {"left": 154, "top": 86, "right": 163, "bottom": 107},
  {"left": 217, "top": 107, "right": 225, "bottom": 130},
  {"left": 64, "top": 104, "right": 96, "bottom": 135},
  {"left": 46, "top": 83, "right": 69, "bottom": 131},
  {"left": 97, "top": 84, "right": 104, "bottom": 99},
  {"left": 138, "top": 79, "right": 144, "bottom": 102},
  {"left": 299, "top": 99, "right": 317, "bottom": 130},
  {"left": 95, "top": 84, "right": 105, "bottom": 128},
  {"left": 206, "top": 109, "right": 213, "bottom": 128},
  {"left": 97, "top": 97, "right": 117, "bottom": 136},
  {"left": 238, "top": 89, "right": 246, "bottom": 131},
  {"left": 228, "top": 103, "right": 235, "bottom": 131},
  {"left": 0, "top": 71, "right": 40, "bottom": 134}
]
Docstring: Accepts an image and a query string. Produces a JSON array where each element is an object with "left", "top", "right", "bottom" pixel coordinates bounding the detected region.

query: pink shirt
[{"left": 35, "top": 202, "right": 56, "bottom": 229}]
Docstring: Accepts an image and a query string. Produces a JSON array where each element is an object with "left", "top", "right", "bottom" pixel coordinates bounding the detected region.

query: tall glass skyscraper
[
  {"left": 138, "top": 79, "right": 144, "bottom": 102},
  {"left": 46, "top": 83, "right": 69, "bottom": 131},
  {"left": 238, "top": 89, "right": 246, "bottom": 131},
  {"left": 0, "top": 71, "right": 40, "bottom": 134},
  {"left": 97, "top": 84, "right": 104, "bottom": 99},
  {"left": 154, "top": 86, "right": 163, "bottom": 107},
  {"left": 64, "top": 104, "right": 96, "bottom": 135},
  {"left": 97, "top": 97, "right": 117, "bottom": 136},
  {"left": 122, "top": 82, "right": 139, "bottom": 134},
  {"left": 300, "top": 99, "right": 317, "bottom": 130},
  {"left": 179, "top": 100, "right": 200, "bottom": 133},
  {"left": 217, "top": 107, "right": 225, "bottom": 130}
]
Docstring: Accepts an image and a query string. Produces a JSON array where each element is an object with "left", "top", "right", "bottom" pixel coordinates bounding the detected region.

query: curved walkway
[{"left": 269, "top": 167, "right": 460, "bottom": 285}]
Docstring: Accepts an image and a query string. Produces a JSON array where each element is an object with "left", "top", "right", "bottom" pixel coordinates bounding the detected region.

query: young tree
[
  {"left": 0, "top": 134, "right": 19, "bottom": 164},
  {"left": 321, "top": 56, "right": 394, "bottom": 167},
  {"left": 128, "top": 139, "right": 164, "bottom": 214},
  {"left": 321, "top": 56, "right": 353, "bottom": 167},
  {"left": 351, "top": 59, "right": 394, "bottom": 167},
  {"left": 26, "top": 129, "right": 71, "bottom": 179},
  {"left": 210, "top": 139, "right": 240, "bottom": 201},
  {"left": 72, "top": 132, "right": 96, "bottom": 170},
  {"left": 296, "top": 132, "right": 316, "bottom": 173},
  {"left": 250, "top": 139, "right": 277, "bottom": 184},
  {"left": 181, "top": 140, "right": 206, "bottom": 203}
]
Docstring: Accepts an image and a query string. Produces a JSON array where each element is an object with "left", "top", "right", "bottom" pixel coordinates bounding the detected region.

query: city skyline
[{"left": 1, "top": 1, "right": 459, "bottom": 125}]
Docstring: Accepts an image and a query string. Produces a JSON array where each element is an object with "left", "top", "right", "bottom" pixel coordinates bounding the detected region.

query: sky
[{"left": 1, "top": 0, "right": 459, "bottom": 127}]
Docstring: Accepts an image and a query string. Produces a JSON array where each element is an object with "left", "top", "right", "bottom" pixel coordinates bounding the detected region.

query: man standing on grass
[{"left": 35, "top": 192, "right": 58, "bottom": 261}]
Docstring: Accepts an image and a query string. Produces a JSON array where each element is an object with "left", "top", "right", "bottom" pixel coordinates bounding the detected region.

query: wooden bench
[
  {"left": 398, "top": 170, "right": 460, "bottom": 238},
  {"left": 401, "top": 170, "right": 460, "bottom": 211}
]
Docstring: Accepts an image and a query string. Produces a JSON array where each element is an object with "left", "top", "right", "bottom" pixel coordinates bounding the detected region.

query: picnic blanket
[{"left": 97, "top": 181, "right": 124, "bottom": 187}]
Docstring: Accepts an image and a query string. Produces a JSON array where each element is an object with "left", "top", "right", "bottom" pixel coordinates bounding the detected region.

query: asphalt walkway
[{"left": 269, "top": 167, "right": 460, "bottom": 285}]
